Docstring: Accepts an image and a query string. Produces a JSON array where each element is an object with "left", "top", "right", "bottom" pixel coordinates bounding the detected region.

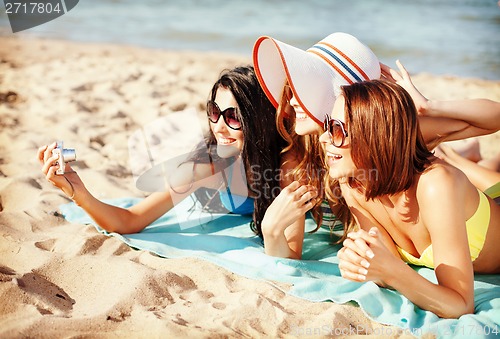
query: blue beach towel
[{"left": 60, "top": 196, "right": 500, "bottom": 338}]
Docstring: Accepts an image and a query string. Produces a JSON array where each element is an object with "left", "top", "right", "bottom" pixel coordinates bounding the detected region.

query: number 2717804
[{"left": 5, "top": 2, "right": 62, "bottom": 14}]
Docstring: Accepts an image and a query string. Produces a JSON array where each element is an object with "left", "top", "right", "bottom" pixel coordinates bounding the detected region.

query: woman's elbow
[
  {"left": 98, "top": 222, "right": 126, "bottom": 234},
  {"left": 436, "top": 301, "right": 474, "bottom": 319},
  {"left": 287, "top": 251, "right": 302, "bottom": 260},
  {"left": 100, "top": 214, "right": 144, "bottom": 234}
]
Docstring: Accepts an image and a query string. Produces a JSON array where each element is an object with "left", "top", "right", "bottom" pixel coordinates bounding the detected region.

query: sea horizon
[{"left": 1, "top": 0, "right": 499, "bottom": 80}]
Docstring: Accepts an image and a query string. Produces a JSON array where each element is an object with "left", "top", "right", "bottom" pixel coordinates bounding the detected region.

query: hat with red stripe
[{"left": 253, "top": 32, "right": 380, "bottom": 126}]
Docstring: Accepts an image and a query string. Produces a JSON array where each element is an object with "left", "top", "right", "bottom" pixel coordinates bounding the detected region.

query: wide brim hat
[{"left": 253, "top": 32, "right": 381, "bottom": 125}]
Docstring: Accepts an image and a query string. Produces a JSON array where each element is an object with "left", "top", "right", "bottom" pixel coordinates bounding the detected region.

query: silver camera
[{"left": 52, "top": 141, "right": 76, "bottom": 175}]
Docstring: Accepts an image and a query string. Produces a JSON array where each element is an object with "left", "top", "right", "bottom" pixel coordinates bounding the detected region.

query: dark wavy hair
[{"left": 191, "top": 65, "right": 285, "bottom": 237}]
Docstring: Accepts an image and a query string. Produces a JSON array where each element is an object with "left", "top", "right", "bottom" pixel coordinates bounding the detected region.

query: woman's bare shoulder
[
  {"left": 417, "top": 159, "right": 469, "bottom": 201},
  {"left": 170, "top": 161, "right": 221, "bottom": 191}
]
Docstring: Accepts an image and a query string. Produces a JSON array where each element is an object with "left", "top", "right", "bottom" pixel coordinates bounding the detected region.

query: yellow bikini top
[{"left": 397, "top": 189, "right": 490, "bottom": 268}]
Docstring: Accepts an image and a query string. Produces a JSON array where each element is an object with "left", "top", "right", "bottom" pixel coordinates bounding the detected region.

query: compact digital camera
[{"left": 52, "top": 141, "right": 76, "bottom": 175}]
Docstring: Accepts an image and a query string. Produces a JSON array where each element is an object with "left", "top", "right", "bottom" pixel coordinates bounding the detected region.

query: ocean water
[{"left": 0, "top": 0, "right": 499, "bottom": 80}]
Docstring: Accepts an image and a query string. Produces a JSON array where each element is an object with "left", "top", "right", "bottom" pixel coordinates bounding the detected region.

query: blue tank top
[{"left": 218, "top": 165, "right": 254, "bottom": 215}]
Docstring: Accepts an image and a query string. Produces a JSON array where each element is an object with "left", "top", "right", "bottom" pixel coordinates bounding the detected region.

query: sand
[{"left": 0, "top": 36, "right": 499, "bottom": 338}]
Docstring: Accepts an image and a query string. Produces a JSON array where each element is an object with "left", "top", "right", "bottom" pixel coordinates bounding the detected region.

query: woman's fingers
[
  {"left": 353, "top": 237, "right": 375, "bottom": 260},
  {"left": 37, "top": 142, "right": 80, "bottom": 200},
  {"left": 37, "top": 145, "right": 48, "bottom": 164},
  {"left": 45, "top": 163, "right": 75, "bottom": 197},
  {"left": 338, "top": 248, "right": 368, "bottom": 282},
  {"left": 267, "top": 182, "right": 316, "bottom": 224},
  {"left": 347, "top": 228, "right": 379, "bottom": 245},
  {"left": 379, "top": 62, "right": 390, "bottom": 73},
  {"left": 344, "top": 233, "right": 375, "bottom": 259},
  {"left": 45, "top": 163, "right": 58, "bottom": 180},
  {"left": 338, "top": 228, "right": 388, "bottom": 283},
  {"left": 340, "top": 268, "right": 367, "bottom": 282},
  {"left": 42, "top": 153, "right": 60, "bottom": 176},
  {"left": 338, "top": 258, "right": 368, "bottom": 281},
  {"left": 285, "top": 180, "right": 301, "bottom": 192},
  {"left": 42, "top": 142, "right": 57, "bottom": 163},
  {"left": 395, "top": 59, "right": 409, "bottom": 78},
  {"left": 380, "top": 63, "right": 396, "bottom": 82},
  {"left": 283, "top": 182, "right": 318, "bottom": 206},
  {"left": 297, "top": 188, "right": 318, "bottom": 204},
  {"left": 291, "top": 183, "right": 315, "bottom": 196},
  {"left": 341, "top": 241, "right": 371, "bottom": 269},
  {"left": 292, "top": 184, "right": 308, "bottom": 198}
]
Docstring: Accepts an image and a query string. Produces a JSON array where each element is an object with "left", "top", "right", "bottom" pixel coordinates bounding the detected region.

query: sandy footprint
[
  {"left": 34, "top": 239, "right": 57, "bottom": 252},
  {"left": 0, "top": 265, "right": 17, "bottom": 279},
  {"left": 77, "top": 234, "right": 109, "bottom": 255},
  {"left": 13, "top": 271, "right": 75, "bottom": 316}
]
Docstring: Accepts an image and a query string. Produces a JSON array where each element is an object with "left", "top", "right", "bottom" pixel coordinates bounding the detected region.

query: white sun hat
[{"left": 253, "top": 32, "right": 381, "bottom": 125}]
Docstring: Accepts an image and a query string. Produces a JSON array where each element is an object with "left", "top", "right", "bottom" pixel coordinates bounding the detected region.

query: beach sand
[{"left": 0, "top": 36, "right": 499, "bottom": 338}]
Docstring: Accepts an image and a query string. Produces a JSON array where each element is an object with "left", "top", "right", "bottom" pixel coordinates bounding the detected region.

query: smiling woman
[
  {"left": 208, "top": 88, "right": 244, "bottom": 158},
  {"left": 37, "top": 65, "right": 287, "bottom": 243},
  {"left": 254, "top": 32, "right": 381, "bottom": 259},
  {"left": 323, "top": 79, "right": 500, "bottom": 318}
]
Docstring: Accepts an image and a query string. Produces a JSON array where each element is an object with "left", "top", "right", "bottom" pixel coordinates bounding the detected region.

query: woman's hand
[
  {"left": 381, "top": 60, "right": 430, "bottom": 115},
  {"left": 38, "top": 142, "right": 85, "bottom": 202},
  {"left": 338, "top": 227, "right": 400, "bottom": 286},
  {"left": 261, "top": 181, "right": 318, "bottom": 237}
]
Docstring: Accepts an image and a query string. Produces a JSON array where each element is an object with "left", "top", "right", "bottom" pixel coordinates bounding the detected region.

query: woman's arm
[
  {"left": 340, "top": 227, "right": 474, "bottom": 318},
  {"left": 76, "top": 190, "right": 175, "bottom": 234},
  {"left": 339, "top": 167, "right": 475, "bottom": 318},
  {"left": 390, "top": 167, "right": 475, "bottom": 318},
  {"left": 38, "top": 142, "right": 212, "bottom": 234},
  {"left": 261, "top": 184, "right": 316, "bottom": 259},
  {"left": 381, "top": 60, "right": 500, "bottom": 143},
  {"left": 262, "top": 209, "right": 312, "bottom": 259},
  {"left": 413, "top": 166, "right": 475, "bottom": 317},
  {"left": 261, "top": 154, "right": 318, "bottom": 259}
]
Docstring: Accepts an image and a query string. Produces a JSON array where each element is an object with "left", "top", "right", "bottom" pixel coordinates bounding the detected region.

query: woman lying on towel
[
  {"left": 253, "top": 32, "right": 500, "bottom": 260},
  {"left": 320, "top": 79, "right": 500, "bottom": 318},
  {"left": 37, "top": 66, "right": 297, "bottom": 242},
  {"left": 253, "top": 32, "right": 381, "bottom": 259}
]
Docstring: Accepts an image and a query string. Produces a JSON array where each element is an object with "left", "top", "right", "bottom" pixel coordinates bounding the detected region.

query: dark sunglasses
[
  {"left": 323, "top": 117, "right": 349, "bottom": 147},
  {"left": 207, "top": 100, "right": 241, "bottom": 130}
]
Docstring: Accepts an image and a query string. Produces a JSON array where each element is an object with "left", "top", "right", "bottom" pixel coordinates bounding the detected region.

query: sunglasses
[
  {"left": 207, "top": 100, "right": 241, "bottom": 130},
  {"left": 323, "top": 117, "right": 349, "bottom": 147}
]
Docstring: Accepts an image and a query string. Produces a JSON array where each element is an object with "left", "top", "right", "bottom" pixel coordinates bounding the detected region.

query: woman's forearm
[
  {"left": 73, "top": 185, "right": 175, "bottom": 234},
  {"left": 262, "top": 229, "right": 301, "bottom": 259},
  {"left": 261, "top": 215, "right": 305, "bottom": 259},
  {"left": 385, "top": 261, "right": 474, "bottom": 318},
  {"left": 427, "top": 99, "right": 500, "bottom": 133},
  {"left": 75, "top": 190, "right": 146, "bottom": 234}
]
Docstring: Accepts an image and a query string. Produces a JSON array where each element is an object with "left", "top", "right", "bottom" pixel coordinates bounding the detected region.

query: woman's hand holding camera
[{"left": 38, "top": 142, "right": 83, "bottom": 203}]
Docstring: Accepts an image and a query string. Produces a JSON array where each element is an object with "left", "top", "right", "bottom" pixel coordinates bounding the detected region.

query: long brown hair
[
  {"left": 275, "top": 84, "right": 327, "bottom": 233},
  {"left": 341, "top": 79, "right": 434, "bottom": 200},
  {"left": 324, "top": 80, "right": 434, "bottom": 241}
]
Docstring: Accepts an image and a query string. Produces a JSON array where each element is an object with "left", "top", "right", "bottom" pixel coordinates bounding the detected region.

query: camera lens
[{"left": 62, "top": 148, "right": 76, "bottom": 162}]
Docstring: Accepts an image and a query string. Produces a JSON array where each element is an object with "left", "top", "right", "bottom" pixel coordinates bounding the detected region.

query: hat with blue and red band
[{"left": 253, "top": 32, "right": 381, "bottom": 126}]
